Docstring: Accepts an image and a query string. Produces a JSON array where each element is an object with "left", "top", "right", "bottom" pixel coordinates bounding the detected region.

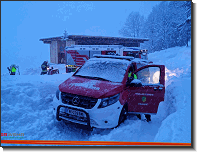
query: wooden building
[{"left": 39, "top": 35, "right": 148, "bottom": 64}]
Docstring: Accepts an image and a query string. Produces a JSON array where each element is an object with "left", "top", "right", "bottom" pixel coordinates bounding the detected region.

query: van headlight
[
  {"left": 98, "top": 94, "right": 120, "bottom": 108},
  {"left": 56, "top": 89, "right": 60, "bottom": 100}
]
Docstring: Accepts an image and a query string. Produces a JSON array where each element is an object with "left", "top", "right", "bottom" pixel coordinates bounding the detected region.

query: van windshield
[{"left": 74, "top": 58, "right": 130, "bottom": 83}]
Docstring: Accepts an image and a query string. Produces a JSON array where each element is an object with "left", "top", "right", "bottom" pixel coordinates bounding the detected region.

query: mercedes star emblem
[{"left": 72, "top": 96, "right": 80, "bottom": 105}]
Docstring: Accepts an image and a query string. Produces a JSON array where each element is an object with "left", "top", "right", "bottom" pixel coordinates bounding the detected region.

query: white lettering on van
[{"left": 135, "top": 93, "right": 154, "bottom": 96}]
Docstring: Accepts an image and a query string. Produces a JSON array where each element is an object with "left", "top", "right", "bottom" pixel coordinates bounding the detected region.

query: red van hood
[{"left": 59, "top": 76, "right": 124, "bottom": 99}]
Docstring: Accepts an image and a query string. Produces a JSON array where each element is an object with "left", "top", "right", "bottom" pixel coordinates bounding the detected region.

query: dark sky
[{"left": 1, "top": 1, "right": 161, "bottom": 74}]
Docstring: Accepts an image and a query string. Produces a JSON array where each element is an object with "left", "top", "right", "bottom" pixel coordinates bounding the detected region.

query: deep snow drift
[{"left": 1, "top": 45, "right": 191, "bottom": 146}]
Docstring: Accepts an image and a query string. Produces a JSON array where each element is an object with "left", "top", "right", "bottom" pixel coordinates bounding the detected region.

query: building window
[
  {"left": 107, "top": 48, "right": 110, "bottom": 50},
  {"left": 83, "top": 48, "right": 85, "bottom": 50},
  {"left": 96, "top": 48, "right": 99, "bottom": 50}
]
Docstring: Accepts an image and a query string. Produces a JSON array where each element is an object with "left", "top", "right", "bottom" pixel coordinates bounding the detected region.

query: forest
[{"left": 119, "top": 1, "right": 191, "bottom": 52}]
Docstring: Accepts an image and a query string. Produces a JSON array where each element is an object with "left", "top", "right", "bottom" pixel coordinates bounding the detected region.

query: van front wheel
[{"left": 118, "top": 105, "right": 128, "bottom": 125}]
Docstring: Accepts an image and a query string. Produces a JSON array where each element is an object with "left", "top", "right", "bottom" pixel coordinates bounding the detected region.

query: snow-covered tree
[
  {"left": 177, "top": 1, "right": 191, "bottom": 46},
  {"left": 166, "top": 1, "right": 185, "bottom": 47},
  {"left": 140, "top": 6, "right": 158, "bottom": 52},
  {"left": 63, "top": 30, "right": 68, "bottom": 40},
  {"left": 140, "top": 1, "right": 191, "bottom": 52},
  {"left": 119, "top": 1, "right": 191, "bottom": 52},
  {"left": 119, "top": 12, "right": 144, "bottom": 38}
]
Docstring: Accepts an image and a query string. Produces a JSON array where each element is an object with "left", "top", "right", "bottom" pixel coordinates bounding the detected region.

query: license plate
[{"left": 61, "top": 107, "right": 85, "bottom": 118}]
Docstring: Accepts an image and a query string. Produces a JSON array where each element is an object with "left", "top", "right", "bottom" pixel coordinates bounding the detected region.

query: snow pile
[
  {"left": 154, "top": 78, "right": 191, "bottom": 143},
  {"left": 1, "top": 45, "right": 191, "bottom": 145},
  {"left": 90, "top": 117, "right": 161, "bottom": 142},
  {"left": 150, "top": 46, "right": 191, "bottom": 143},
  {"left": 1, "top": 74, "right": 78, "bottom": 145}
]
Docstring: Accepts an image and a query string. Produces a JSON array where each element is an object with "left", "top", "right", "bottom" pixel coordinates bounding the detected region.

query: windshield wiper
[
  {"left": 74, "top": 75, "right": 92, "bottom": 79},
  {"left": 91, "top": 76, "right": 111, "bottom": 82},
  {"left": 74, "top": 75, "right": 111, "bottom": 82}
]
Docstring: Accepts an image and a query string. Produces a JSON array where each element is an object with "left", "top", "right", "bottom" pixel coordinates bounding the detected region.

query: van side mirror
[{"left": 129, "top": 79, "right": 142, "bottom": 87}]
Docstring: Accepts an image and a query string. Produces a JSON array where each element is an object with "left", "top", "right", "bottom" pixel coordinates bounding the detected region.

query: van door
[{"left": 126, "top": 65, "right": 165, "bottom": 114}]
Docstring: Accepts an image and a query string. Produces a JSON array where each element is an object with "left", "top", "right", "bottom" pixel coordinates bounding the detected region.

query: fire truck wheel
[{"left": 118, "top": 105, "right": 128, "bottom": 125}]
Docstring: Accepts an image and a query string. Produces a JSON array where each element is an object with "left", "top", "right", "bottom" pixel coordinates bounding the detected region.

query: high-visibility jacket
[
  {"left": 128, "top": 72, "right": 137, "bottom": 79},
  {"left": 134, "top": 74, "right": 137, "bottom": 79},
  {"left": 11, "top": 67, "right": 16, "bottom": 72}
]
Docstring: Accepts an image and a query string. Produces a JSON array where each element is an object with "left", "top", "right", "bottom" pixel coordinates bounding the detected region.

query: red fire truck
[{"left": 64, "top": 45, "right": 148, "bottom": 73}]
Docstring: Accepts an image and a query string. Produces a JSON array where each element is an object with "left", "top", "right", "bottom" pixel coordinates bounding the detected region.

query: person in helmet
[
  {"left": 7, "top": 64, "right": 18, "bottom": 75},
  {"left": 41, "top": 61, "right": 49, "bottom": 75}
]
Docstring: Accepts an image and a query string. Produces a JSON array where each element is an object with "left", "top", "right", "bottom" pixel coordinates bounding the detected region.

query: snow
[
  {"left": 93, "top": 54, "right": 134, "bottom": 60},
  {"left": 76, "top": 58, "right": 130, "bottom": 83},
  {"left": 132, "top": 58, "right": 152, "bottom": 64},
  {"left": 149, "top": 46, "right": 191, "bottom": 143},
  {"left": 1, "top": 45, "right": 191, "bottom": 146}
]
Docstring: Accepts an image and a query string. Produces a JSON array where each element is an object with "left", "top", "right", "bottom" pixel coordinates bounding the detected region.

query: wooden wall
[
  {"left": 50, "top": 40, "right": 75, "bottom": 64},
  {"left": 50, "top": 41, "right": 58, "bottom": 64}
]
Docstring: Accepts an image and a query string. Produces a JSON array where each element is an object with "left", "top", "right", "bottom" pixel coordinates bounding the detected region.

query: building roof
[
  {"left": 39, "top": 36, "right": 63, "bottom": 44},
  {"left": 39, "top": 35, "right": 149, "bottom": 46}
]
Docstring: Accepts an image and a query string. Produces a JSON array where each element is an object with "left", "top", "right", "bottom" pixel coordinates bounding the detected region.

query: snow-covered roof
[
  {"left": 93, "top": 54, "right": 152, "bottom": 65},
  {"left": 40, "top": 35, "right": 149, "bottom": 46},
  {"left": 93, "top": 54, "right": 134, "bottom": 61},
  {"left": 132, "top": 58, "right": 153, "bottom": 64},
  {"left": 68, "top": 45, "right": 123, "bottom": 48}
]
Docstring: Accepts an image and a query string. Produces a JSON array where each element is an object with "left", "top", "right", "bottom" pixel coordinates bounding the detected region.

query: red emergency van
[{"left": 53, "top": 55, "right": 165, "bottom": 129}]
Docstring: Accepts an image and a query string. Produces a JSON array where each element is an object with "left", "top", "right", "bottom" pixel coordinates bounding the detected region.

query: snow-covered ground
[{"left": 1, "top": 45, "right": 191, "bottom": 146}]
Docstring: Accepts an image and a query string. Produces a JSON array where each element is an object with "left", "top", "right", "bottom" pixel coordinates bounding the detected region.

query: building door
[{"left": 58, "top": 53, "right": 65, "bottom": 64}]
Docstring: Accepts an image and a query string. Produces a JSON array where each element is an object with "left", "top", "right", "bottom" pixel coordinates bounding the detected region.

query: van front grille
[{"left": 61, "top": 92, "right": 98, "bottom": 109}]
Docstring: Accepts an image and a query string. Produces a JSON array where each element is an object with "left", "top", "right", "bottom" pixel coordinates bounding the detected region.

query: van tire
[
  {"left": 145, "top": 114, "right": 151, "bottom": 122},
  {"left": 136, "top": 114, "right": 141, "bottom": 120},
  {"left": 118, "top": 105, "right": 128, "bottom": 125}
]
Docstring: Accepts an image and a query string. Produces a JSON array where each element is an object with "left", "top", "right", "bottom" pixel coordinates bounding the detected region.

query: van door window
[{"left": 136, "top": 67, "right": 160, "bottom": 84}]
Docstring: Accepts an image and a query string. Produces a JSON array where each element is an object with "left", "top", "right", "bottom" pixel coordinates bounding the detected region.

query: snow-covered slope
[
  {"left": 1, "top": 45, "right": 191, "bottom": 146},
  {"left": 149, "top": 46, "right": 191, "bottom": 143}
]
